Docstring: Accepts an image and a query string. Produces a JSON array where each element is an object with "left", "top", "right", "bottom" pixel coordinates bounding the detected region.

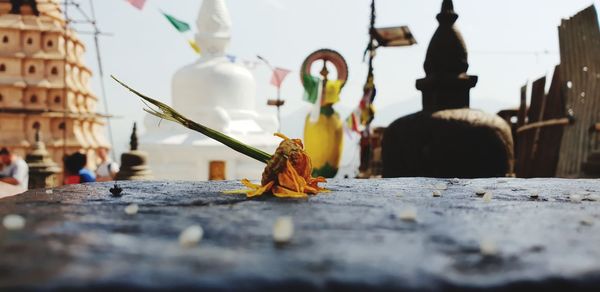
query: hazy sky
[{"left": 71, "top": 0, "right": 600, "bottom": 156}]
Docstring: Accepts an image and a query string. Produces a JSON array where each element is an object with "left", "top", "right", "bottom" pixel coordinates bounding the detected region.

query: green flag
[
  {"left": 162, "top": 12, "right": 190, "bottom": 33},
  {"left": 302, "top": 74, "right": 321, "bottom": 104}
]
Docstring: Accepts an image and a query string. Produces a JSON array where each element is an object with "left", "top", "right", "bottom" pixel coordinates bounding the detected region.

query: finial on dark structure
[
  {"left": 437, "top": 0, "right": 458, "bottom": 24},
  {"left": 416, "top": 0, "right": 477, "bottom": 112},
  {"left": 130, "top": 122, "right": 138, "bottom": 151}
]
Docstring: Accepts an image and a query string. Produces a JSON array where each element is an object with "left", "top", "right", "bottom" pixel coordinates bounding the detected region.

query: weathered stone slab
[{"left": 1, "top": 178, "right": 599, "bottom": 291}]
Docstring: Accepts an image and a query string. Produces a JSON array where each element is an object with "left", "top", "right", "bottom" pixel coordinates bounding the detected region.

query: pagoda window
[
  {"left": 51, "top": 66, "right": 58, "bottom": 75},
  {"left": 2, "top": 36, "right": 8, "bottom": 43},
  {"left": 26, "top": 37, "right": 33, "bottom": 45},
  {"left": 28, "top": 65, "right": 35, "bottom": 74},
  {"left": 33, "top": 122, "right": 40, "bottom": 130},
  {"left": 46, "top": 40, "right": 53, "bottom": 48},
  {"left": 58, "top": 122, "right": 66, "bottom": 130},
  {"left": 0, "top": 93, "right": 3, "bottom": 102},
  {"left": 0, "top": 64, "right": 5, "bottom": 72},
  {"left": 30, "top": 95, "right": 38, "bottom": 103},
  {"left": 54, "top": 95, "right": 61, "bottom": 104}
]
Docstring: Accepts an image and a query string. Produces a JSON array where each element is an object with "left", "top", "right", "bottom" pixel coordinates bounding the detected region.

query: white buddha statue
[{"left": 141, "top": 0, "right": 279, "bottom": 181}]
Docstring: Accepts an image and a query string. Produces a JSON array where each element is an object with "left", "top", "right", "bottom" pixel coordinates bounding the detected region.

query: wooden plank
[
  {"left": 522, "top": 77, "right": 547, "bottom": 177},
  {"left": 532, "top": 66, "right": 566, "bottom": 177},
  {"left": 556, "top": 6, "right": 600, "bottom": 177},
  {"left": 515, "top": 83, "right": 530, "bottom": 177}
]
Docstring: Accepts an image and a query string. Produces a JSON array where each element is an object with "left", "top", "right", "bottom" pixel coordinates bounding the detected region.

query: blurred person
[
  {"left": 95, "top": 147, "right": 119, "bottom": 182},
  {"left": 63, "top": 152, "right": 96, "bottom": 185},
  {"left": 0, "top": 147, "right": 29, "bottom": 190}
]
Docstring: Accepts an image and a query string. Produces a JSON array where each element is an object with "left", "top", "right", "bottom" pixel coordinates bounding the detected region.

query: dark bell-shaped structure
[
  {"left": 115, "top": 123, "right": 152, "bottom": 181},
  {"left": 382, "top": 0, "right": 514, "bottom": 178}
]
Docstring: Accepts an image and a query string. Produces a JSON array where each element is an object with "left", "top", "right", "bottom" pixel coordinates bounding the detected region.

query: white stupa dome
[{"left": 141, "top": 0, "right": 279, "bottom": 181}]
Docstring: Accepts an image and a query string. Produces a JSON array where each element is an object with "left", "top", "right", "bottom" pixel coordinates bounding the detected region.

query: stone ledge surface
[{"left": 1, "top": 178, "right": 600, "bottom": 291}]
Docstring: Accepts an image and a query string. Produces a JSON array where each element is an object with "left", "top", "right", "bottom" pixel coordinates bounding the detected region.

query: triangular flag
[
  {"left": 126, "top": 0, "right": 146, "bottom": 10},
  {"left": 162, "top": 12, "right": 191, "bottom": 33},
  {"left": 188, "top": 39, "right": 201, "bottom": 54},
  {"left": 270, "top": 67, "right": 291, "bottom": 88}
]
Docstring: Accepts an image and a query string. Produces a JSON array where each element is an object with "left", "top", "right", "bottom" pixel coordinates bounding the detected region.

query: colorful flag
[
  {"left": 162, "top": 12, "right": 191, "bottom": 33},
  {"left": 188, "top": 39, "right": 201, "bottom": 54},
  {"left": 302, "top": 74, "right": 321, "bottom": 104},
  {"left": 323, "top": 80, "right": 343, "bottom": 105},
  {"left": 126, "top": 0, "right": 146, "bottom": 10},
  {"left": 270, "top": 67, "right": 291, "bottom": 88}
]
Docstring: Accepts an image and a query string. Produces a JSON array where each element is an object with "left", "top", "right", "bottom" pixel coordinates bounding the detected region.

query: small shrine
[
  {"left": 25, "top": 128, "right": 60, "bottom": 188},
  {"left": 382, "top": 0, "right": 514, "bottom": 178},
  {"left": 140, "top": 0, "right": 280, "bottom": 181},
  {"left": 115, "top": 123, "right": 151, "bottom": 181},
  {"left": 0, "top": 0, "right": 111, "bottom": 178}
]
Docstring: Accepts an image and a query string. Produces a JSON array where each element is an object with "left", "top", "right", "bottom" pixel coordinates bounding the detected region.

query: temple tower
[{"left": 0, "top": 0, "right": 110, "bottom": 177}]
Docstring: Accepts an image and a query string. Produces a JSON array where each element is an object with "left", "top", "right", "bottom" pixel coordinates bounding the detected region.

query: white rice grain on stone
[
  {"left": 273, "top": 216, "right": 294, "bottom": 244},
  {"left": 124, "top": 204, "right": 139, "bottom": 215},
  {"left": 433, "top": 190, "right": 442, "bottom": 197},
  {"left": 3, "top": 214, "right": 25, "bottom": 230},
  {"left": 179, "top": 225, "right": 203, "bottom": 248},
  {"left": 398, "top": 208, "right": 417, "bottom": 222},
  {"left": 480, "top": 239, "right": 498, "bottom": 256},
  {"left": 434, "top": 183, "right": 448, "bottom": 190},
  {"left": 483, "top": 192, "right": 493, "bottom": 203},
  {"left": 475, "top": 188, "right": 486, "bottom": 196},
  {"left": 570, "top": 194, "right": 583, "bottom": 203},
  {"left": 580, "top": 217, "right": 594, "bottom": 226}
]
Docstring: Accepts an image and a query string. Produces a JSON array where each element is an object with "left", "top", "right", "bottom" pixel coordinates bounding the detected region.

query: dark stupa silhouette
[{"left": 382, "top": 0, "right": 514, "bottom": 178}]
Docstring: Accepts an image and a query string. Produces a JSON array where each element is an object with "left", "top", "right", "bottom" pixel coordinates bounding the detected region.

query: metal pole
[{"left": 89, "top": 0, "right": 116, "bottom": 162}]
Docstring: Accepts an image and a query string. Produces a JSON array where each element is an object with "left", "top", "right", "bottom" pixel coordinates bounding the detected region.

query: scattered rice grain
[
  {"left": 483, "top": 192, "right": 493, "bottom": 203},
  {"left": 480, "top": 239, "right": 497, "bottom": 256},
  {"left": 2, "top": 214, "right": 25, "bottom": 230},
  {"left": 45, "top": 189, "right": 53, "bottom": 194},
  {"left": 398, "top": 208, "right": 417, "bottom": 222},
  {"left": 124, "top": 204, "right": 139, "bottom": 215},
  {"left": 580, "top": 217, "right": 594, "bottom": 226},
  {"left": 273, "top": 216, "right": 294, "bottom": 244},
  {"left": 570, "top": 194, "right": 583, "bottom": 203},
  {"left": 434, "top": 183, "right": 448, "bottom": 190},
  {"left": 179, "top": 225, "right": 203, "bottom": 248},
  {"left": 475, "top": 188, "right": 486, "bottom": 196},
  {"left": 433, "top": 190, "right": 442, "bottom": 197}
]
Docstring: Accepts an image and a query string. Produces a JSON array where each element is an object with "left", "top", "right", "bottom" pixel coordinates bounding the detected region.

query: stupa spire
[
  {"left": 437, "top": 0, "right": 458, "bottom": 24},
  {"left": 195, "top": 0, "right": 232, "bottom": 56},
  {"left": 416, "top": 0, "right": 477, "bottom": 112}
]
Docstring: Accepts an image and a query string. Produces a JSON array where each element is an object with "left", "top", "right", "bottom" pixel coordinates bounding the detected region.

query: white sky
[{"left": 72, "top": 0, "right": 600, "bottom": 156}]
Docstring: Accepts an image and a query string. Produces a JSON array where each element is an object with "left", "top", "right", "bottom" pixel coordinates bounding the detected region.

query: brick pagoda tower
[{"left": 0, "top": 0, "right": 110, "bottom": 177}]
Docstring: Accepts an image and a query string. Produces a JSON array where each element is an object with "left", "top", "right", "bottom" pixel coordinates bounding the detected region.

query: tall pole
[
  {"left": 62, "top": 0, "right": 69, "bottom": 169},
  {"left": 89, "top": 0, "right": 116, "bottom": 161}
]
